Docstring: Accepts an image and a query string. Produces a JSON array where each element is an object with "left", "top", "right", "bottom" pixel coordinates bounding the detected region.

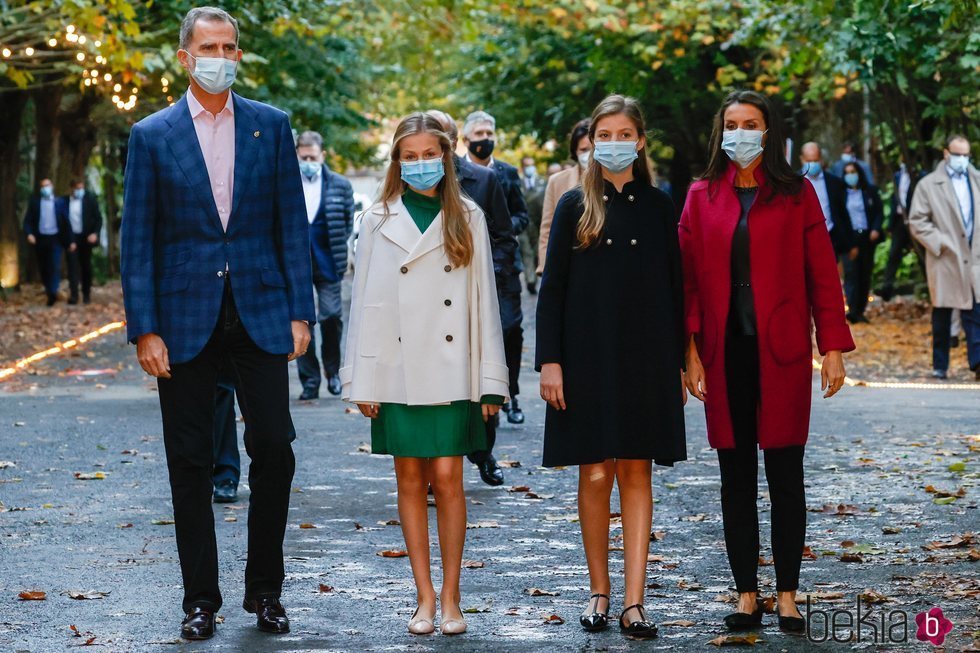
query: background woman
[
  {"left": 536, "top": 95, "right": 687, "bottom": 640},
  {"left": 841, "top": 162, "right": 884, "bottom": 324},
  {"left": 536, "top": 118, "right": 592, "bottom": 277},
  {"left": 679, "top": 90, "right": 855, "bottom": 633},
  {"left": 341, "top": 113, "right": 509, "bottom": 636}
]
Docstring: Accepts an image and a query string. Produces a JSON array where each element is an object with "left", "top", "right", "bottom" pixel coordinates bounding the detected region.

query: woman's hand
[
  {"left": 821, "top": 350, "right": 846, "bottom": 398},
  {"left": 540, "top": 363, "right": 566, "bottom": 410},
  {"left": 356, "top": 402, "right": 380, "bottom": 418},
  {"left": 482, "top": 403, "right": 502, "bottom": 422},
  {"left": 684, "top": 337, "right": 707, "bottom": 402}
]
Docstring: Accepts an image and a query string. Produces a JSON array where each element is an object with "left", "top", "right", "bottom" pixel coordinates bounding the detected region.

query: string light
[
  {"left": 66, "top": 25, "right": 75, "bottom": 33},
  {"left": 1, "top": 48, "right": 10, "bottom": 58},
  {"left": 76, "top": 52, "right": 85, "bottom": 61},
  {"left": 113, "top": 83, "right": 121, "bottom": 92},
  {"left": 103, "top": 72, "right": 111, "bottom": 81},
  {"left": 48, "top": 38, "right": 57, "bottom": 47},
  {"left": 24, "top": 47, "right": 34, "bottom": 56}
]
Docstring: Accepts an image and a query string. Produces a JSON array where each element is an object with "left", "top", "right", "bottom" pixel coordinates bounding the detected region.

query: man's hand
[
  {"left": 287, "top": 320, "right": 311, "bottom": 361},
  {"left": 137, "top": 333, "right": 171, "bottom": 379},
  {"left": 848, "top": 246, "right": 859, "bottom": 261},
  {"left": 87, "top": 233, "right": 98, "bottom": 244},
  {"left": 68, "top": 242, "right": 77, "bottom": 253},
  {"left": 870, "top": 229, "right": 880, "bottom": 242},
  {"left": 26, "top": 234, "right": 36, "bottom": 245}
]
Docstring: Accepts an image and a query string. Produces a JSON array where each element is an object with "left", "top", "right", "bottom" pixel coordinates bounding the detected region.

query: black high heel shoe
[
  {"left": 580, "top": 593, "right": 610, "bottom": 632},
  {"left": 723, "top": 602, "right": 764, "bottom": 630},
  {"left": 619, "top": 604, "right": 658, "bottom": 639}
]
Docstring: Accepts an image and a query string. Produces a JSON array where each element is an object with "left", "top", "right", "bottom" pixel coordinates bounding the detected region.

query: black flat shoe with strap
[
  {"left": 724, "top": 604, "right": 764, "bottom": 630},
  {"left": 580, "top": 593, "right": 610, "bottom": 632},
  {"left": 619, "top": 604, "right": 658, "bottom": 639}
]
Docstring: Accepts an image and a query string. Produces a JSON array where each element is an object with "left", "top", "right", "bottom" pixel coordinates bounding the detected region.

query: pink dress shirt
[{"left": 186, "top": 88, "right": 235, "bottom": 232}]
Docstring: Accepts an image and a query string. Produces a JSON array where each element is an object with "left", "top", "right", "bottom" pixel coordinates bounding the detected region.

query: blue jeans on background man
[{"left": 932, "top": 303, "right": 980, "bottom": 375}]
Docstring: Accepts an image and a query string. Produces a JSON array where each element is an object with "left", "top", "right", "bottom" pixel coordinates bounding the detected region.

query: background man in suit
[
  {"left": 428, "top": 110, "right": 521, "bottom": 485},
  {"left": 23, "top": 178, "right": 74, "bottom": 306},
  {"left": 65, "top": 178, "right": 103, "bottom": 304},
  {"left": 295, "top": 130, "right": 355, "bottom": 400},
  {"left": 801, "top": 142, "right": 857, "bottom": 265},
  {"left": 120, "top": 6, "right": 314, "bottom": 640},
  {"left": 462, "top": 110, "right": 527, "bottom": 429},
  {"left": 520, "top": 155, "right": 545, "bottom": 295},
  {"left": 909, "top": 135, "right": 980, "bottom": 380}
]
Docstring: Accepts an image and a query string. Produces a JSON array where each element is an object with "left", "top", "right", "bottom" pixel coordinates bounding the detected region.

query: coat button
[
  {"left": 400, "top": 266, "right": 408, "bottom": 274},
  {"left": 602, "top": 195, "right": 609, "bottom": 202},
  {"left": 444, "top": 265, "right": 452, "bottom": 272},
  {"left": 606, "top": 238, "right": 613, "bottom": 245},
  {"left": 444, "top": 299, "right": 452, "bottom": 306},
  {"left": 217, "top": 270, "right": 224, "bottom": 277},
  {"left": 631, "top": 239, "right": 637, "bottom": 245},
  {"left": 445, "top": 335, "right": 453, "bottom": 342},
  {"left": 628, "top": 195, "right": 635, "bottom": 202}
]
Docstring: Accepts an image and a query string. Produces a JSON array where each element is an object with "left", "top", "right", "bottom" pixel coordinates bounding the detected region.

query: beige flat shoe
[
  {"left": 408, "top": 606, "right": 435, "bottom": 635},
  {"left": 440, "top": 605, "right": 467, "bottom": 635}
]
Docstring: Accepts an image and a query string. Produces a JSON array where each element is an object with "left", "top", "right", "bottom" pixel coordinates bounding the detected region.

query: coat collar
[{"left": 376, "top": 195, "right": 448, "bottom": 265}]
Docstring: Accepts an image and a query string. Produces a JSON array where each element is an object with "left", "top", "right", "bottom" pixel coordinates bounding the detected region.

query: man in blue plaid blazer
[{"left": 120, "top": 7, "right": 314, "bottom": 641}]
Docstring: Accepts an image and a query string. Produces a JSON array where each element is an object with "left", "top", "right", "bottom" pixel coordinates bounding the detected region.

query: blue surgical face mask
[
  {"left": 802, "top": 161, "right": 822, "bottom": 178},
  {"left": 185, "top": 52, "right": 238, "bottom": 94},
  {"left": 722, "top": 129, "right": 766, "bottom": 168},
  {"left": 523, "top": 165, "right": 537, "bottom": 179},
  {"left": 72, "top": 188, "right": 85, "bottom": 199},
  {"left": 592, "top": 140, "right": 638, "bottom": 173},
  {"left": 40, "top": 186, "right": 53, "bottom": 199},
  {"left": 844, "top": 172, "right": 860, "bottom": 188},
  {"left": 400, "top": 158, "right": 445, "bottom": 191},
  {"left": 299, "top": 161, "right": 320, "bottom": 178},
  {"left": 840, "top": 153, "right": 856, "bottom": 163},
  {"left": 948, "top": 154, "right": 970, "bottom": 175}
]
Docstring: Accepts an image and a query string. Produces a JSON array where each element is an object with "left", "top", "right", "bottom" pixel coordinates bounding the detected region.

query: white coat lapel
[
  {"left": 403, "top": 210, "right": 445, "bottom": 265},
  {"left": 377, "top": 198, "right": 420, "bottom": 254}
]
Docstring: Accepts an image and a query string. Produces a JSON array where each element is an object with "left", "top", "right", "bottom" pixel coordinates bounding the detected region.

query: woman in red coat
[{"left": 680, "top": 91, "right": 855, "bottom": 633}]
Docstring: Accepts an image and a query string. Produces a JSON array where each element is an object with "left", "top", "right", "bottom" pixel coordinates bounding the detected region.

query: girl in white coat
[{"left": 341, "top": 112, "right": 509, "bottom": 635}]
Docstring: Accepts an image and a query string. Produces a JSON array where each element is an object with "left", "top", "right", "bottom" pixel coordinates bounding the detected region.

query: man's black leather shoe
[
  {"left": 181, "top": 607, "right": 216, "bottom": 640},
  {"left": 477, "top": 456, "right": 504, "bottom": 486},
  {"left": 299, "top": 387, "right": 319, "bottom": 401},
  {"left": 326, "top": 374, "right": 342, "bottom": 396},
  {"left": 213, "top": 480, "right": 237, "bottom": 503},
  {"left": 505, "top": 398, "right": 525, "bottom": 425},
  {"left": 243, "top": 597, "right": 290, "bottom": 634}
]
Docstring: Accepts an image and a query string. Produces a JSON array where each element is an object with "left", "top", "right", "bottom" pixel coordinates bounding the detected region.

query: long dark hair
[
  {"left": 568, "top": 118, "right": 591, "bottom": 161},
  {"left": 701, "top": 90, "right": 802, "bottom": 199}
]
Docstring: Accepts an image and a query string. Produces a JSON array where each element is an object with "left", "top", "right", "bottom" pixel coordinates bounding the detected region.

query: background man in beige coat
[{"left": 908, "top": 135, "right": 980, "bottom": 380}]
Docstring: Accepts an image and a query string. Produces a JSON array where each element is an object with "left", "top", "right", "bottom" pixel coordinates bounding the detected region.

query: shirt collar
[
  {"left": 464, "top": 151, "right": 494, "bottom": 167},
  {"left": 186, "top": 87, "right": 234, "bottom": 119},
  {"left": 946, "top": 164, "right": 966, "bottom": 179}
]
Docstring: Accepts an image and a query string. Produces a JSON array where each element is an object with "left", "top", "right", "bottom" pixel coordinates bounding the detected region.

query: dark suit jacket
[
  {"left": 824, "top": 172, "right": 856, "bottom": 253},
  {"left": 845, "top": 184, "right": 885, "bottom": 235},
  {"left": 309, "top": 164, "right": 354, "bottom": 281},
  {"left": 888, "top": 168, "right": 926, "bottom": 231},
  {"left": 121, "top": 92, "right": 315, "bottom": 364},
  {"left": 66, "top": 193, "right": 104, "bottom": 239},
  {"left": 489, "top": 159, "right": 529, "bottom": 236},
  {"left": 23, "top": 194, "right": 72, "bottom": 247}
]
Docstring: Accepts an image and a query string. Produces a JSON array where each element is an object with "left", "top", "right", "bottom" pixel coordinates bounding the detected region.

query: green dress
[{"left": 370, "top": 189, "right": 504, "bottom": 458}]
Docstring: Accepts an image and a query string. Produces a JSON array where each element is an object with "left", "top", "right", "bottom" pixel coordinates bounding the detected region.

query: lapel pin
[{"left": 253, "top": 130, "right": 260, "bottom": 138}]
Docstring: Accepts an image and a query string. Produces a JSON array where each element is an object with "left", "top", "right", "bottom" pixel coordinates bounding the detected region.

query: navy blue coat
[
  {"left": 309, "top": 164, "right": 354, "bottom": 280},
  {"left": 23, "top": 195, "right": 72, "bottom": 247},
  {"left": 456, "top": 157, "right": 523, "bottom": 329},
  {"left": 120, "top": 92, "right": 315, "bottom": 364},
  {"left": 490, "top": 159, "right": 529, "bottom": 236}
]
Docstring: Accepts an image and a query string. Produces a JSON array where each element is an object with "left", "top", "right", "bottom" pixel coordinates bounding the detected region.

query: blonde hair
[
  {"left": 577, "top": 95, "right": 652, "bottom": 249},
  {"left": 377, "top": 112, "right": 474, "bottom": 268}
]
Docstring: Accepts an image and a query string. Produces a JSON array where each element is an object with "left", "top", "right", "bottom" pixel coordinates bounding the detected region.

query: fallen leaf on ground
[
  {"left": 66, "top": 590, "right": 110, "bottom": 600},
  {"left": 18, "top": 591, "right": 46, "bottom": 600},
  {"left": 859, "top": 590, "right": 891, "bottom": 604},
  {"left": 543, "top": 614, "right": 564, "bottom": 625},
  {"left": 318, "top": 584, "right": 333, "bottom": 593},
  {"left": 498, "top": 460, "right": 521, "bottom": 468},
  {"left": 378, "top": 549, "right": 408, "bottom": 558},
  {"left": 508, "top": 485, "right": 530, "bottom": 492},
  {"left": 0, "top": 461, "right": 16, "bottom": 469},
  {"left": 73, "top": 472, "right": 106, "bottom": 480},
  {"left": 379, "top": 519, "right": 400, "bottom": 526},
  {"left": 466, "top": 520, "right": 499, "bottom": 529},
  {"left": 462, "top": 560, "right": 485, "bottom": 569},
  {"left": 463, "top": 605, "right": 492, "bottom": 613},
  {"left": 299, "top": 523, "right": 316, "bottom": 529},
  {"left": 840, "top": 552, "right": 864, "bottom": 563},
  {"left": 709, "top": 633, "right": 763, "bottom": 646},
  {"left": 661, "top": 619, "right": 696, "bottom": 627},
  {"left": 795, "top": 591, "right": 845, "bottom": 603},
  {"left": 151, "top": 519, "right": 175, "bottom": 525},
  {"left": 525, "top": 588, "right": 559, "bottom": 597}
]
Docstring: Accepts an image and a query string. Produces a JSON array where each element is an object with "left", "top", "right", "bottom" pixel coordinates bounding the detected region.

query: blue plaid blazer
[{"left": 121, "top": 93, "right": 315, "bottom": 364}]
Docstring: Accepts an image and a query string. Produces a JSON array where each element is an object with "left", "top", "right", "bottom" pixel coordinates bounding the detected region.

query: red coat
[{"left": 679, "top": 164, "right": 855, "bottom": 449}]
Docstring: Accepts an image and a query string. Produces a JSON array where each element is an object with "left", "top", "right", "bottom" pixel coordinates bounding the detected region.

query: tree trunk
[
  {"left": 33, "top": 85, "right": 64, "bottom": 190},
  {"left": 0, "top": 93, "right": 29, "bottom": 289},
  {"left": 104, "top": 138, "right": 122, "bottom": 277},
  {"left": 55, "top": 92, "right": 100, "bottom": 187}
]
